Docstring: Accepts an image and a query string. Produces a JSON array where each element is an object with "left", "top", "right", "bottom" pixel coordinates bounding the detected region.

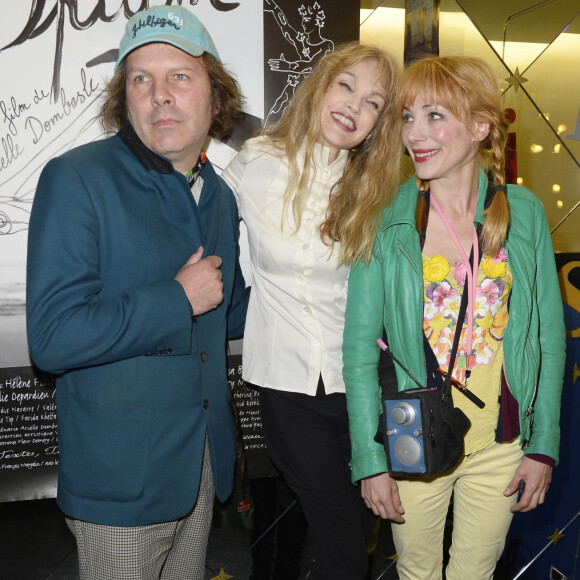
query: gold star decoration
[
  {"left": 505, "top": 67, "right": 529, "bottom": 93},
  {"left": 210, "top": 569, "right": 233, "bottom": 580},
  {"left": 548, "top": 528, "right": 565, "bottom": 546},
  {"left": 568, "top": 363, "right": 580, "bottom": 384}
]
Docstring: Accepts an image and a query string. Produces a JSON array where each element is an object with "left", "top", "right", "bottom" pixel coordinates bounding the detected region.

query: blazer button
[
  {"left": 200, "top": 352, "right": 208, "bottom": 362},
  {"left": 164, "top": 347, "right": 172, "bottom": 354},
  {"left": 203, "top": 399, "right": 209, "bottom": 409},
  {"left": 155, "top": 349, "right": 163, "bottom": 356}
]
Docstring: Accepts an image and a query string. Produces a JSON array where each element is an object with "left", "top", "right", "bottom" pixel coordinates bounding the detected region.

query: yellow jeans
[{"left": 392, "top": 438, "right": 523, "bottom": 580}]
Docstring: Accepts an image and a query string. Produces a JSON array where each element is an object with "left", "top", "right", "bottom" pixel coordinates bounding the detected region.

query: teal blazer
[{"left": 26, "top": 125, "right": 249, "bottom": 526}]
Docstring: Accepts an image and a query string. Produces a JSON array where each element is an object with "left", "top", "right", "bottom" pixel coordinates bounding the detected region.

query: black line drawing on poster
[
  {"left": 0, "top": 1, "right": 245, "bottom": 238},
  {"left": 264, "top": 0, "right": 334, "bottom": 126},
  {"left": 0, "top": 79, "right": 101, "bottom": 238},
  {"left": 3, "top": 1, "right": 241, "bottom": 106}
]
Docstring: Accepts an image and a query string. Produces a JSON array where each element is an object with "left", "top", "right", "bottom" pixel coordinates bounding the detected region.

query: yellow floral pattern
[
  {"left": 482, "top": 255, "right": 506, "bottom": 279},
  {"left": 422, "top": 248, "right": 512, "bottom": 384},
  {"left": 423, "top": 255, "right": 451, "bottom": 283}
]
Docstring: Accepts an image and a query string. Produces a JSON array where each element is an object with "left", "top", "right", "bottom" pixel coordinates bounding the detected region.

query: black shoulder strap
[{"left": 443, "top": 259, "right": 470, "bottom": 397}]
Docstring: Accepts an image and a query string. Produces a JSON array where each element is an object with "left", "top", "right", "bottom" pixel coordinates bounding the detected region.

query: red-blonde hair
[{"left": 400, "top": 56, "right": 510, "bottom": 256}]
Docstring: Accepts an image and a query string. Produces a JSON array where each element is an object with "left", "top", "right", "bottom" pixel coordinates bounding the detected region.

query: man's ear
[{"left": 213, "top": 97, "right": 221, "bottom": 116}]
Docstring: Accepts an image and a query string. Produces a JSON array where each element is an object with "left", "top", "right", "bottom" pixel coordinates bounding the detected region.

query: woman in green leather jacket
[{"left": 343, "top": 56, "right": 565, "bottom": 580}]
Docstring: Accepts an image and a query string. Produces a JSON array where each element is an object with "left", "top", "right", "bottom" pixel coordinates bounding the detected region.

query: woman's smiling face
[
  {"left": 319, "top": 58, "right": 386, "bottom": 164},
  {"left": 401, "top": 94, "right": 489, "bottom": 184}
]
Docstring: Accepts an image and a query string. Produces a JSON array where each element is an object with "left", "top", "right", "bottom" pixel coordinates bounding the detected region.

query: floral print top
[
  {"left": 423, "top": 248, "right": 511, "bottom": 382},
  {"left": 423, "top": 249, "right": 512, "bottom": 452}
]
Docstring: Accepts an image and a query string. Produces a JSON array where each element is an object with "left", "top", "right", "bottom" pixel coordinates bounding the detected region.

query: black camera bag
[{"left": 376, "top": 345, "right": 471, "bottom": 476}]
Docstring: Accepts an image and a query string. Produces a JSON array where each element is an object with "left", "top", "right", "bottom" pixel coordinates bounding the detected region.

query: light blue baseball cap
[{"left": 115, "top": 5, "right": 220, "bottom": 71}]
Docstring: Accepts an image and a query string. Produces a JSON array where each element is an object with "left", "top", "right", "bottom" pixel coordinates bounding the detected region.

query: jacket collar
[
  {"left": 118, "top": 121, "right": 174, "bottom": 174},
  {"left": 381, "top": 176, "right": 419, "bottom": 230}
]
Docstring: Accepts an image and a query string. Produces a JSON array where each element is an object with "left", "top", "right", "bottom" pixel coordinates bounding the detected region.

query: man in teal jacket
[{"left": 26, "top": 6, "right": 248, "bottom": 579}]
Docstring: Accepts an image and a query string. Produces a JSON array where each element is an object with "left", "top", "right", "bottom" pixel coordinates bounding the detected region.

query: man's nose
[{"left": 152, "top": 80, "right": 174, "bottom": 106}]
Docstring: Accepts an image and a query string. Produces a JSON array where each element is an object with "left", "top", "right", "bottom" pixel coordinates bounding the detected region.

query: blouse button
[{"left": 304, "top": 305, "right": 310, "bottom": 312}]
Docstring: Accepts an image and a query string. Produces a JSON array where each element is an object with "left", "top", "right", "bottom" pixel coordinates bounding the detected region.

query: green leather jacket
[{"left": 343, "top": 171, "right": 565, "bottom": 482}]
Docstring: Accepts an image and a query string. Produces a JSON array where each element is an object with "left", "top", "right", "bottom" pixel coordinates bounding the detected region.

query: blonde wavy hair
[
  {"left": 399, "top": 56, "right": 510, "bottom": 256},
  {"left": 264, "top": 42, "right": 402, "bottom": 265}
]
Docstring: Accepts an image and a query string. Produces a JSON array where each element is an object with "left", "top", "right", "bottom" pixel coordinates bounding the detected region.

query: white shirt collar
[{"left": 311, "top": 141, "right": 349, "bottom": 174}]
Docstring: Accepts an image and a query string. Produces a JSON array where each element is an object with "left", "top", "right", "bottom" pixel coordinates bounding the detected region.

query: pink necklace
[{"left": 429, "top": 194, "right": 479, "bottom": 369}]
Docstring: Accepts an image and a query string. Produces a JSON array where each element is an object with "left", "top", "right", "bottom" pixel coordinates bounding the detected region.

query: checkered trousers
[{"left": 66, "top": 436, "right": 215, "bottom": 580}]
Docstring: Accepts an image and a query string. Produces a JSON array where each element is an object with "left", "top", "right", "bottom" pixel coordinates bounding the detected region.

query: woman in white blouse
[{"left": 221, "top": 43, "right": 402, "bottom": 580}]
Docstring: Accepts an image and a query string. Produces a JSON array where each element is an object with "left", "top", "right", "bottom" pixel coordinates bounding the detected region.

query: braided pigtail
[
  {"left": 415, "top": 178, "right": 429, "bottom": 250},
  {"left": 481, "top": 110, "right": 510, "bottom": 257}
]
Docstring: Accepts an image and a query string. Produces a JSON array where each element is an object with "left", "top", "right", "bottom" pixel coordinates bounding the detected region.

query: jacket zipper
[
  {"left": 521, "top": 341, "right": 538, "bottom": 447},
  {"left": 507, "top": 248, "right": 538, "bottom": 445}
]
